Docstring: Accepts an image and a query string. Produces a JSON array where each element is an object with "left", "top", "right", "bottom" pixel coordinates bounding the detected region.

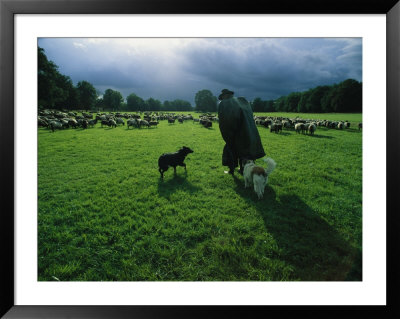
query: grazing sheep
[
  {"left": 200, "top": 119, "right": 212, "bottom": 128},
  {"left": 116, "top": 118, "right": 125, "bottom": 126},
  {"left": 67, "top": 118, "right": 78, "bottom": 128},
  {"left": 308, "top": 123, "right": 316, "bottom": 135},
  {"left": 60, "top": 119, "right": 69, "bottom": 128},
  {"left": 88, "top": 119, "right": 97, "bottom": 127},
  {"left": 49, "top": 120, "right": 63, "bottom": 132},
  {"left": 262, "top": 120, "right": 270, "bottom": 128},
  {"left": 178, "top": 117, "right": 184, "bottom": 123},
  {"left": 108, "top": 119, "right": 117, "bottom": 128},
  {"left": 295, "top": 123, "right": 304, "bottom": 134},
  {"left": 38, "top": 118, "right": 48, "bottom": 127},
  {"left": 81, "top": 119, "right": 88, "bottom": 129},
  {"left": 270, "top": 122, "right": 282, "bottom": 133},
  {"left": 358, "top": 122, "right": 362, "bottom": 131},
  {"left": 282, "top": 120, "right": 291, "bottom": 129},
  {"left": 127, "top": 119, "right": 138, "bottom": 129},
  {"left": 149, "top": 121, "right": 159, "bottom": 128},
  {"left": 139, "top": 119, "right": 150, "bottom": 128},
  {"left": 168, "top": 118, "right": 175, "bottom": 124},
  {"left": 338, "top": 122, "right": 344, "bottom": 130}
]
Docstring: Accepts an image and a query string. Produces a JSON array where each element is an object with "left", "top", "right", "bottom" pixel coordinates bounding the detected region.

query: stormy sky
[{"left": 38, "top": 37, "right": 362, "bottom": 105}]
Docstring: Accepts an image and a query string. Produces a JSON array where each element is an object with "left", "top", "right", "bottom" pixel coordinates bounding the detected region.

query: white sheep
[
  {"left": 295, "top": 123, "right": 304, "bottom": 134},
  {"left": 308, "top": 123, "right": 317, "bottom": 135}
]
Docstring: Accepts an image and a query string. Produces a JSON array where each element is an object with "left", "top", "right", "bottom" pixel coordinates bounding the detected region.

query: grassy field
[{"left": 38, "top": 112, "right": 362, "bottom": 281}]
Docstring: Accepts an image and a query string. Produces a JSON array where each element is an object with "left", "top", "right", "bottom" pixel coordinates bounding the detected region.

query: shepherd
[{"left": 217, "top": 89, "right": 265, "bottom": 175}]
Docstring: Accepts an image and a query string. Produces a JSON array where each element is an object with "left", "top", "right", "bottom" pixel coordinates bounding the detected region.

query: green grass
[{"left": 38, "top": 112, "right": 362, "bottom": 281}]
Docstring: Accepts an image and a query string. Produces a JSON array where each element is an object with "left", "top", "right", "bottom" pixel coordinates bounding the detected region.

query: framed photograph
[{"left": 1, "top": 0, "right": 399, "bottom": 318}]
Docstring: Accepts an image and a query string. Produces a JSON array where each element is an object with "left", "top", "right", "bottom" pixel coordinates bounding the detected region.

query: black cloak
[{"left": 218, "top": 96, "right": 265, "bottom": 167}]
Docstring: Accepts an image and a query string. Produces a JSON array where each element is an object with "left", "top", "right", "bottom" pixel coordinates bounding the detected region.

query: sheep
[
  {"left": 168, "top": 118, "right": 175, "bottom": 124},
  {"left": 262, "top": 120, "right": 271, "bottom": 128},
  {"left": 49, "top": 120, "right": 63, "bottom": 132},
  {"left": 80, "top": 119, "right": 88, "bottom": 129},
  {"left": 282, "top": 120, "right": 291, "bottom": 129},
  {"left": 88, "top": 119, "right": 97, "bottom": 127},
  {"left": 201, "top": 119, "right": 212, "bottom": 128},
  {"left": 358, "top": 123, "right": 362, "bottom": 131},
  {"left": 83, "top": 113, "right": 93, "bottom": 119},
  {"left": 308, "top": 123, "right": 316, "bottom": 135},
  {"left": 270, "top": 122, "right": 282, "bottom": 133},
  {"left": 139, "top": 119, "right": 150, "bottom": 128},
  {"left": 68, "top": 119, "right": 78, "bottom": 128},
  {"left": 295, "top": 122, "right": 304, "bottom": 134},
  {"left": 116, "top": 118, "right": 125, "bottom": 126},
  {"left": 38, "top": 118, "right": 48, "bottom": 127},
  {"left": 149, "top": 121, "right": 159, "bottom": 128},
  {"left": 108, "top": 119, "right": 117, "bottom": 128},
  {"left": 337, "top": 122, "right": 344, "bottom": 130},
  {"left": 127, "top": 119, "right": 138, "bottom": 129}
]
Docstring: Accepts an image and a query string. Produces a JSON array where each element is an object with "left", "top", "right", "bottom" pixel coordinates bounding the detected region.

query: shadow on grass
[
  {"left": 343, "top": 128, "right": 362, "bottom": 134},
  {"left": 269, "top": 131, "right": 291, "bottom": 136},
  {"left": 157, "top": 174, "right": 202, "bottom": 199},
  {"left": 309, "top": 134, "right": 335, "bottom": 139},
  {"left": 231, "top": 176, "right": 361, "bottom": 281}
]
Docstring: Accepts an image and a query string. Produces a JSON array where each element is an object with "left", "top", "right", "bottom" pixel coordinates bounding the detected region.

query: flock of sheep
[
  {"left": 37, "top": 109, "right": 219, "bottom": 132},
  {"left": 253, "top": 115, "right": 362, "bottom": 135},
  {"left": 38, "top": 109, "right": 361, "bottom": 135}
]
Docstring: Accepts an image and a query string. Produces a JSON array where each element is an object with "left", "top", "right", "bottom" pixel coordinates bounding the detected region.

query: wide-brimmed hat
[{"left": 218, "top": 89, "right": 234, "bottom": 100}]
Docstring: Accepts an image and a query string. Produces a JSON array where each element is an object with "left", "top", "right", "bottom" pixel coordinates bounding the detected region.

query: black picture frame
[{"left": 1, "top": 0, "right": 399, "bottom": 318}]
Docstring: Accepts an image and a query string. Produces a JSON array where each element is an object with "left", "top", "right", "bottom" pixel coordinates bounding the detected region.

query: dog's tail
[{"left": 263, "top": 157, "right": 277, "bottom": 175}]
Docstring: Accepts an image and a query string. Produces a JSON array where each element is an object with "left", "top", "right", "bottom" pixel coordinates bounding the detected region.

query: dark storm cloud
[
  {"left": 180, "top": 38, "right": 362, "bottom": 101},
  {"left": 38, "top": 38, "right": 362, "bottom": 104}
]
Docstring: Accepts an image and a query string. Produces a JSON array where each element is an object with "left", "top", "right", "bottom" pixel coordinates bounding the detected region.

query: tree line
[
  {"left": 193, "top": 79, "right": 362, "bottom": 114},
  {"left": 268, "top": 79, "right": 362, "bottom": 113},
  {"left": 38, "top": 47, "right": 362, "bottom": 113}
]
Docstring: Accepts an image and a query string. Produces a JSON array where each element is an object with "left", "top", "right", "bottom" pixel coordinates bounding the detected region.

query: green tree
[
  {"left": 195, "top": 90, "right": 217, "bottom": 112},
  {"left": 56, "top": 75, "right": 79, "bottom": 110},
  {"left": 103, "top": 89, "right": 123, "bottom": 111},
  {"left": 336, "top": 79, "right": 362, "bottom": 112},
  {"left": 168, "top": 99, "right": 192, "bottom": 111},
  {"left": 274, "top": 96, "right": 286, "bottom": 112},
  {"left": 163, "top": 100, "right": 171, "bottom": 111},
  {"left": 126, "top": 93, "right": 145, "bottom": 111},
  {"left": 251, "top": 97, "right": 264, "bottom": 112},
  {"left": 306, "top": 86, "right": 331, "bottom": 113},
  {"left": 297, "top": 91, "right": 312, "bottom": 113},
  {"left": 38, "top": 47, "right": 68, "bottom": 108},
  {"left": 77, "top": 81, "right": 97, "bottom": 111},
  {"left": 95, "top": 97, "right": 106, "bottom": 111},
  {"left": 284, "top": 92, "right": 301, "bottom": 112},
  {"left": 320, "top": 85, "right": 337, "bottom": 113},
  {"left": 145, "top": 97, "right": 162, "bottom": 111}
]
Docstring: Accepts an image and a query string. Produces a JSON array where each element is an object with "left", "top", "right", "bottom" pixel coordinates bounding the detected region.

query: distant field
[{"left": 38, "top": 112, "right": 362, "bottom": 281}]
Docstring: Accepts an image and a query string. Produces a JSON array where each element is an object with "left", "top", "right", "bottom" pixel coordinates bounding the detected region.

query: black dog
[{"left": 158, "top": 146, "right": 194, "bottom": 179}]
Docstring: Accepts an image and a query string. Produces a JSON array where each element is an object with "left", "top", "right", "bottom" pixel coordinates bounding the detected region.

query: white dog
[{"left": 243, "top": 157, "right": 277, "bottom": 199}]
